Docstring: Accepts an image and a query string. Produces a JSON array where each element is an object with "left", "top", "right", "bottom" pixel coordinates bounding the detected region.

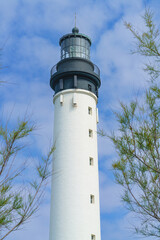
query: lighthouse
[{"left": 49, "top": 26, "right": 101, "bottom": 240}]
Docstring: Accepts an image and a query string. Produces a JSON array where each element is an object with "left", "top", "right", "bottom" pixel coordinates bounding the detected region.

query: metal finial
[
  {"left": 72, "top": 13, "right": 79, "bottom": 34},
  {"left": 75, "top": 12, "right": 76, "bottom": 28}
]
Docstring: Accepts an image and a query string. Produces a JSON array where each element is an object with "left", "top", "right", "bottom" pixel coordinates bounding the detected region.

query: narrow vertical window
[
  {"left": 89, "top": 157, "right": 94, "bottom": 166},
  {"left": 88, "top": 84, "right": 92, "bottom": 91},
  {"left": 91, "top": 235, "right": 96, "bottom": 240},
  {"left": 74, "top": 75, "right": 77, "bottom": 88},
  {"left": 90, "top": 194, "right": 95, "bottom": 204},
  {"left": 95, "top": 86, "right": 98, "bottom": 97},
  {"left": 89, "top": 129, "right": 93, "bottom": 138},
  {"left": 59, "top": 78, "right": 63, "bottom": 90},
  {"left": 88, "top": 107, "right": 92, "bottom": 115}
]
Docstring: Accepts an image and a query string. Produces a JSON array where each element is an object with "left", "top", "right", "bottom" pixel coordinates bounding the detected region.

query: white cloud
[
  {"left": 99, "top": 171, "right": 123, "bottom": 213},
  {"left": 101, "top": 212, "right": 149, "bottom": 240},
  {"left": 1, "top": 77, "right": 54, "bottom": 155},
  {"left": 0, "top": 0, "right": 19, "bottom": 41},
  {"left": 1, "top": 0, "right": 160, "bottom": 240},
  {"left": 11, "top": 36, "right": 59, "bottom": 73}
]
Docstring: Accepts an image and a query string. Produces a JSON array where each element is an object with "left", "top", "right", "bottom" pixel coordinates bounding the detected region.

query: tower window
[
  {"left": 91, "top": 235, "right": 96, "bottom": 240},
  {"left": 88, "top": 84, "right": 92, "bottom": 91},
  {"left": 59, "top": 78, "right": 63, "bottom": 90},
  {"left": 89, "top": 157, "right": 94, "bottom": 166},
  {"left": 89, "top": 129, "right": 93, "bottom": 138},
  {"left": 90, "top": 194, "right": 95, "bottom": 204},
  {"left": 74, "top": 75, "right": 77, "bottom": 88},
  {"left": 88, "top": 107, "right": 92, "bottom": 115}
]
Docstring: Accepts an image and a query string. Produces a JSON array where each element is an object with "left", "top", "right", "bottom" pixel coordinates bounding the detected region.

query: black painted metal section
[
  {"left": 50, "top": 28, "right": 101, "bottom": 97},
  {"left": 50, "top": 57, "right": 101, "bottom": 97}
]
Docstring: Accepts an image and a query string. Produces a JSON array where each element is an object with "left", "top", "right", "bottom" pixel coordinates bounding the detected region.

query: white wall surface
[{"left": 49, "top": 89, "right": 101, "bottom": 240}]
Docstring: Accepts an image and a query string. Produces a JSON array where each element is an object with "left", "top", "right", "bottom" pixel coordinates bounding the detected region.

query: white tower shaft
[{"left": 49, "top": 89, "right": 101, "bottom": 240}]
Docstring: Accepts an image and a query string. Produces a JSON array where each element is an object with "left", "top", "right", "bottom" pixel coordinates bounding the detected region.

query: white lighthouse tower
[{"left": 49, "top": 27, "right": 101, "bottom": 240}]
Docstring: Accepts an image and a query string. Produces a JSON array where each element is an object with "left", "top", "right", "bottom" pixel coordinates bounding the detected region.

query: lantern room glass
[{"left": 61, "top": 37, "right": 90, "bottom": 60}]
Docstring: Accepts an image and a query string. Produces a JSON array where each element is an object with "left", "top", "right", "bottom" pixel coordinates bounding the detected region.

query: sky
[{"left": 0, "top": 0, "right": 160, "bottom": 239}]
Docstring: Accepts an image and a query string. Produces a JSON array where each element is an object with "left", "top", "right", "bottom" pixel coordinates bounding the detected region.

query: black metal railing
[
  {"left": 51, "top": 64, "right": 57, "bottom": 76},
  {"left": 93, "top": 64, "right": 100, "bottom": 76},
  {"left": 50, "top": 62, "right": 100, "bottom": 77}
]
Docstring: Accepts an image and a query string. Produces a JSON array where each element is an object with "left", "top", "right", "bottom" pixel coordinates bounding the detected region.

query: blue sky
[{"left": 0, "top": 0, "right": 160, "bottom": 239}]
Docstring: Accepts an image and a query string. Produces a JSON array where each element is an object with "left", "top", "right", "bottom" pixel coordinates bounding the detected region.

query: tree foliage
[
  {"left": 0, "top": 118, "right": 55, "bottom": 240},
  {"left": 0, "top": 51, "right": 54, "bottom": 239},
  {"left": 110, "top": 9, "right": 160, "bottom": 238},
  {"left": 124, "top": 9, "right": 160, "bottom": 80}
]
